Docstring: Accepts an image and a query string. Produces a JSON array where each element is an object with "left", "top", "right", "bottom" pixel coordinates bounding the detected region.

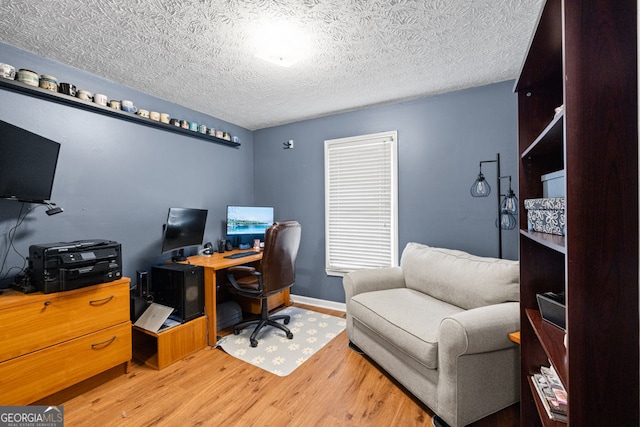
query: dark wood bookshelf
[{"left": 515, "top": 0, "right": 638, "bottom": 425}]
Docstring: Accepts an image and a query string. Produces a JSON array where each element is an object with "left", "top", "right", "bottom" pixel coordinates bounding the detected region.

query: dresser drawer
[
  {"left": 0, "top": 321, "right": 131, "bottom": 405},
  {"left": 0, "top": 281, "right": 130, "bottom": 362}
]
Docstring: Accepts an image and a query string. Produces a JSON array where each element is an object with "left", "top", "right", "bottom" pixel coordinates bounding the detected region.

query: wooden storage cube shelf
[{"left": 133, "top": 316, "right": 207, "bottom": 370}]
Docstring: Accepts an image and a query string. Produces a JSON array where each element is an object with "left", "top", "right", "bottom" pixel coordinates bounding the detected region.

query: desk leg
[{"left": 202, "top": 268, "right": 217, "bottom": 346}]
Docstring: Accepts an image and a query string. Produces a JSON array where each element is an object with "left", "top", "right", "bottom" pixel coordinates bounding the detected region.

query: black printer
[{"left": 29, "top": 239, "right": 122, "bottom": 294}]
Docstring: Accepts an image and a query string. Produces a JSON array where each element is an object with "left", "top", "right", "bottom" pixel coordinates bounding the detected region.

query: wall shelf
[{"left": 0, "top": 78, "right": 240, "bottom": 148}]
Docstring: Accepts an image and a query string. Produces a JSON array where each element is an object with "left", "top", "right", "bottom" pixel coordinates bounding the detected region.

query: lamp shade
[
  {"left": 497, "top": 210, "right": 517, "bottom": 230},
  {"left": 470, "top": 173, "right": 491, "bottom": 197},
  {"left": 501, "top": 189, "right": 518, "bottom": 214}
]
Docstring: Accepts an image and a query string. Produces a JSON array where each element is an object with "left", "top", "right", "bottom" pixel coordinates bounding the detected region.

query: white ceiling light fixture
[{"left": 252, "top": 20, "right": 310, "bottom": 67}]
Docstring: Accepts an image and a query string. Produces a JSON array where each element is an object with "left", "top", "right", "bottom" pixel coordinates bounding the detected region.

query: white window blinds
[{"left": 324, "top": 131, "right": 398, "bottom": 276}]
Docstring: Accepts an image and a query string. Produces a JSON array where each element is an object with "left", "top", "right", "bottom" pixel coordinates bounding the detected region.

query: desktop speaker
[
  {"left": 151, "top": 263, "right": 204, "bottom": 323},
  {"left": 136, "top": 270, "right": 149, "bottom": 297}
]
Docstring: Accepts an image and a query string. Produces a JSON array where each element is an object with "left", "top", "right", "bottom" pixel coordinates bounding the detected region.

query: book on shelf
[
  {"left": 531, "top": 372, "right": 567, "bottom": 423},
  {"left": 541, "top": 365, "right": 568, "bottom": 410}
]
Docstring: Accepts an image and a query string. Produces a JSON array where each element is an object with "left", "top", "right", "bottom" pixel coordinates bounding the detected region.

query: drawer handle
[
  {"left": 44, "top": 301, "right": 51, "bottom": 306},
  {"left": 89, "top": 295, "right": 115, "bottom": 305},
  {"left": 91, "top": 336, "right": 117, "bottom": 349}
]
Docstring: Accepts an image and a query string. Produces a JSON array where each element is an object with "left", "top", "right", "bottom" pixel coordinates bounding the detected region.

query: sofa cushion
[
  {"left": 348, "top": 287, "right": 464, "bottom": 369},
  {"left": 401, "top": 243, "right": 519, "bottom": 310}
]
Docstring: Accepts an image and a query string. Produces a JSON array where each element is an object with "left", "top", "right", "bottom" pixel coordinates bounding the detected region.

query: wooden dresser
[{"left": 0, "top": 277, "right": 132, "bottom": 405}]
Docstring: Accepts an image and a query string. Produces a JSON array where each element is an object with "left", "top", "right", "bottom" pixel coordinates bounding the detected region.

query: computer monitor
[
  {"left": 161, "top": 207, "right": 208, "bottom": 261},
  {"left": 0, "top": 119, "right": 61, "bottom": 203},
  {"left": 226, "top": 206, "right": 274, "bottom": 245}
]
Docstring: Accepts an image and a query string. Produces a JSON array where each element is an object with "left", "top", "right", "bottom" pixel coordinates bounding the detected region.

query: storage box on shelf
[
  {"left": 536, "top": 292, "right": 565, "bottom": 330},
  {"left": 541, "top": 170, "right": 565, "bottom": 198},
  {"left": 524, "top": 198, "right": 565, "bottom": 236}
]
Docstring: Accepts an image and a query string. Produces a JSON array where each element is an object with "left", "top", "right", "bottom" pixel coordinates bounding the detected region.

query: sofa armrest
[
  {"left": 343, "top": 267, "right": 405, "bottom": 302},
  {"left": 436, "top": 302, "right": 521, "bottom": 426},
  {"left": 439, "top": 302, "right": 520, "bottom": 356}
]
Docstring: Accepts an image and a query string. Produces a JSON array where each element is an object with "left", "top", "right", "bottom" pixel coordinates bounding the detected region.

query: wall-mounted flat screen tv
[{"left": 0, "top": 120, "right": 61, "bottom": 203}]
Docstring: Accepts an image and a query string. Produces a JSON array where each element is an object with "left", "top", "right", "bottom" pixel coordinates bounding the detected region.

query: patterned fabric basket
[{"left": 524, "top": 198, "right": 565, "bottom": 236}]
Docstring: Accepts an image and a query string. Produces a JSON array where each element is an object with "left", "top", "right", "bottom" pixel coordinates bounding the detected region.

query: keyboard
[{"left": 224, "top": 251, "right": 260, "bottom": 259}]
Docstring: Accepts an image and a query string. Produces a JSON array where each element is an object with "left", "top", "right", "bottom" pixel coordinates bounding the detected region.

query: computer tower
[{"left": 151, "top": 263, "right": 204, "bottom": 323}]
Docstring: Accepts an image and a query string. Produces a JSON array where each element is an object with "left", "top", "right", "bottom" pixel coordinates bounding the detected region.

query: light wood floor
[{"left": 59, "top": 304, "right": 518, "bottom": 426}]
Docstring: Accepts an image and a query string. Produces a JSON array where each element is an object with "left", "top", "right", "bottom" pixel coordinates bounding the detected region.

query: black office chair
[{"left": 226, "top": 221, "right": 301, "bottom": 347}]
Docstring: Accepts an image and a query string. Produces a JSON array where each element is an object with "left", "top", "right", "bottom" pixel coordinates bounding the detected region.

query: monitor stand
[{"left": 171, "top": 249, "right": 187, "bottom": 262}]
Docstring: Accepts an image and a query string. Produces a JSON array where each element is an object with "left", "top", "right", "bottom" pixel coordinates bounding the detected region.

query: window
[{"left": 324, "top": 130, "right": 398, "bottom": 276}]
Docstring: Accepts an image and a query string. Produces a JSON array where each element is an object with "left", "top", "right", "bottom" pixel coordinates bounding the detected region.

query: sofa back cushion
[{"left": 401, "top": 243, "right": 519, "bottom": 309}]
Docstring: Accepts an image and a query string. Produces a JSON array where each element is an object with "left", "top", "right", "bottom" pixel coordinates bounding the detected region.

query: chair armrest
[
  {"left": 226, "top": 266, "right": 262, "bottom": 295},
  {"left": 438, "top": 302, "right": 520, "bottom": 356},
  {"left": 343, "top": 267, "right": 405, "bottom": 302},
  {"left": 227, "top": 265, "right": 257, "bottom": 274}
]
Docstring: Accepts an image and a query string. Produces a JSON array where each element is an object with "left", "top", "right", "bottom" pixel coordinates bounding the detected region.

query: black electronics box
[
  {"left": 29, "top": 239, "right": 122, "bottom": 294},
  {"left": 536, "top": 292, "right": 566, "bottom": 330},
  {"left": 151, "top": 263, "right": 204, "bottom": 323},
  {"left": 216, "top": 300, "right": 243, "bottom": 330}
]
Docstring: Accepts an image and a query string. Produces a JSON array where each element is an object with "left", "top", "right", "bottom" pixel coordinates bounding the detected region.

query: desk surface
[
  {"left": 186, "top": 249, "right": 262, "bottom": 270},
  {"left": 184, "top": 249, "right": 263, "bottom": 345}
]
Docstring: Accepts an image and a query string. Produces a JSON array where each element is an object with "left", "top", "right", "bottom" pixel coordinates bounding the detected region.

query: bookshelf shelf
[{"left": 526, "top": 309, "right": 567, "bottom": 385}]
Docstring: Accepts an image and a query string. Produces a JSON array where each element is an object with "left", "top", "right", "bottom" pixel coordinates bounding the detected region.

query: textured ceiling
[{"left": 0, "top": 0, "right": 543, "bottom": 130}]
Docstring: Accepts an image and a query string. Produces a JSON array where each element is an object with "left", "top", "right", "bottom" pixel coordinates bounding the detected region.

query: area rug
[{"left": 217, "top": 306, "right": 346, "bottom": 376}]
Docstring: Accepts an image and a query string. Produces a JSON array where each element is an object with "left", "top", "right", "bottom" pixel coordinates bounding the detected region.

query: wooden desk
[
  {"left": 185, "top": 250, "right": 290, "bottom": 345},
  {"left": 508, "top": 331, "right": 521, "bottom": 344}
]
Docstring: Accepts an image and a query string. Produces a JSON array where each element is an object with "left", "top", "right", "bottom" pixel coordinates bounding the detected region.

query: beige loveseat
[{"left": 343, "top": 243, "right": 520, "bottom": 427}]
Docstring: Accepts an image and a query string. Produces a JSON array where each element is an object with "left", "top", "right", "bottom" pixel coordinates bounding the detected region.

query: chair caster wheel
[
  {"left": 284, "top": 318, "right": 290, "bottom": 325},
  {"left": 233, "top": 330, "right": 240, "bottom": 335},
  {"left": 286, "top": 332, "right": 294, "bottom": 339},
  {"left": 250, "top": 339, "right": 258, "bottom": 347}
]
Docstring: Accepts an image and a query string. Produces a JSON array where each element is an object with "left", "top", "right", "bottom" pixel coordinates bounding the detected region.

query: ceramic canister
[
  {"left": 0, "top": 63, "right": 16, "bottom": 79},
  {"left": 39, "top": 74, "right": 58, "bottom": 91},
  {"left": 17, "top": 69, "right": 39, "bottom": 87}
]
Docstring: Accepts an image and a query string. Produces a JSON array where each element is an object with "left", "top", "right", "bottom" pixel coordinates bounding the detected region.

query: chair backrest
[{"left": 260, "top": 221, "right": 302, "bottom": 295}]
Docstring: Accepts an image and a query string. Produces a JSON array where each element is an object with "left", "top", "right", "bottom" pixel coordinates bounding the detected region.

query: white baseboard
[{"left": 290, "top": 294, "right": 346, "bottom": 312}]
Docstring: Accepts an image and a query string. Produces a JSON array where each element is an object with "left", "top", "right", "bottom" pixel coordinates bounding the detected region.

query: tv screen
[
  {"left": 226, "top": 206, "right": 274, "bottom": 236},
  {"left": 0, "top": 120, "right": 61, "bottom": 202},
  {"left": 161, "top": 207, "right": 208, "bottom": 260}
]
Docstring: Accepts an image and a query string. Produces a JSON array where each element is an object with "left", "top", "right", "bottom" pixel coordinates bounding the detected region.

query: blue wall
[
  {"left": 0, "top": 43, "right": 519, "bottom": 304},
  {"left": 253, "top": 81, "right": 519, "bottom": 303},
  {"left": 0, "top": 43, "right": 254, "bottom": 286}
]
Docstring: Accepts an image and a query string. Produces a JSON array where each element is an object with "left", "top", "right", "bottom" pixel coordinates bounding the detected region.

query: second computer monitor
[{"left": 226, "top": 205, "right": 274, "bottom": 246}]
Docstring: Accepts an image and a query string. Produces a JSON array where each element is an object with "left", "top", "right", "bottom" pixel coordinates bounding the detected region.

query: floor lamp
[{"left": 470, "top": 153, "right": 518, "bottom": 259}]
